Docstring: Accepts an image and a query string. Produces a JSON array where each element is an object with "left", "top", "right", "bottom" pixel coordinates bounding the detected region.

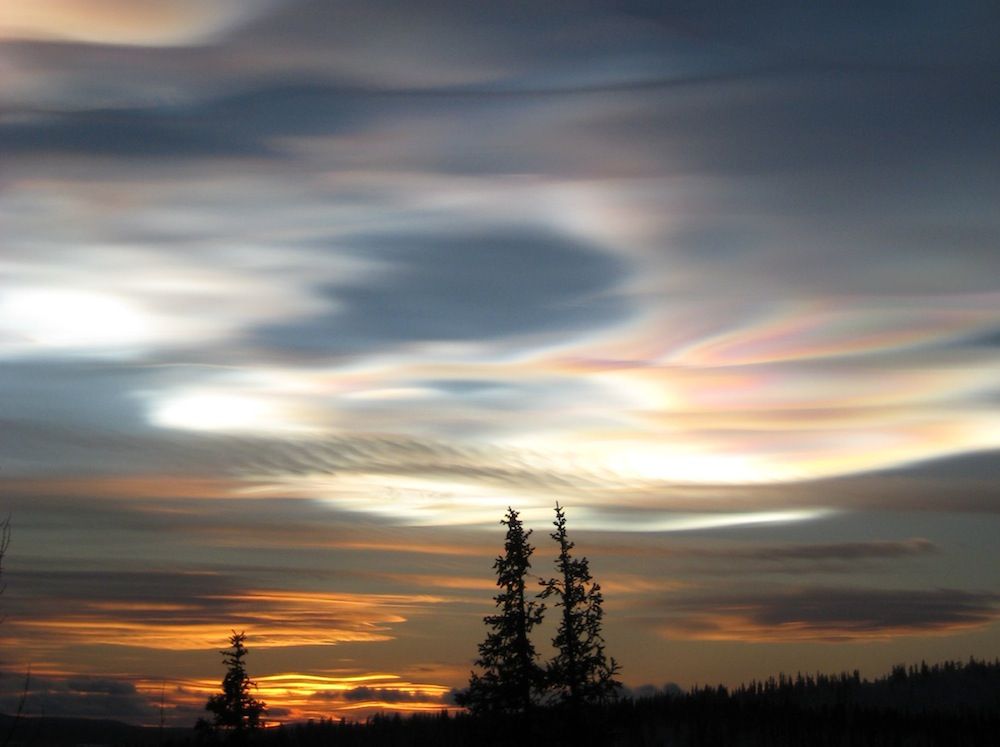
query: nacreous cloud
[{"left": 0, "top": 0, "right": 280, "bottom": 46}]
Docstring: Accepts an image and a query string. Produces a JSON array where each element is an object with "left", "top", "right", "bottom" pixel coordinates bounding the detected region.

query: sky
[{"left": 1, "top": 0, "right": 1000, "bottom": 727}]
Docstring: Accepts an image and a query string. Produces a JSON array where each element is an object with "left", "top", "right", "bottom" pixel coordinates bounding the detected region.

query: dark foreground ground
[
  {"left": 4, "top": 659, "right": 999, "bottom": 746},
  {"left": 0, "top": 712, "right": 190, "bottom": 746}
]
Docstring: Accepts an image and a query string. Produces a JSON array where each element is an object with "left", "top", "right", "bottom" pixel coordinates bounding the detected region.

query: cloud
[
  {"left": 66, "top": 677, "right": 139, "bottom": 695},
  {"left": 0, "top": 108, "right": 266, "bottom": 159},
  {"left": 1, "top": 569, "right": 448, "bottom": 653},
  {"left": 0, "top": 673, "right": 157, "bottom": 722},
  {"left": 253, "top": 227, "right": 626, "bottom": 353},
  {"left": 0, "top": 242, "right": 339, "bottom": 361},
  {"left": 340, "top": 685, "right": 446, "bottom": 704},
  {"left": 657, "top": 587, "right": 1000, "bottom": 642},
  {"left": 715, "top": 538, "right": 937, "bottom": 564},
  {"left": 1, "top": 3, "right": 1000, "bottom": 724},
  {"left": 0, "top": 0, "right": 281, "bottom": 46},
  {"left": 665, "top": 3, "right": 1000, "bottom": 69},
  {"left": 228, "top": 0, "right": 734, "bottom": 90},
  {"left": 742, "top": 450, "right": 1000, "bottom": 514},
  {"left": 0, "top": 82, "right": 382, "bottom": 160},
  {"left": 602, "top": 537, "right": 941, "bottom": 572}
]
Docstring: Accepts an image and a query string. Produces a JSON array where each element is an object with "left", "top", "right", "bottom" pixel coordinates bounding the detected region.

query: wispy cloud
[
  {"left": 655, "top": 587, "right": 1000, "bottom": 643},
  {"left": 1, "top": 570, "right": 449, "bottom": 655}
]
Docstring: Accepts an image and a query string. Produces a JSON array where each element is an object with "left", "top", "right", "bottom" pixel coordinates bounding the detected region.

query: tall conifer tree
[
  {"left": 204, "top": 631, "right": 266, "bottom": 739},
  {"left": 540, "top": 503, "right": 621, "bottom": 708},
  {"left": 457, "top": 507, "right": 545, "bottom": 714}
]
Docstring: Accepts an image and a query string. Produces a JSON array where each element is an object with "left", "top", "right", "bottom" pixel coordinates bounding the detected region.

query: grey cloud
[
  {"left": 959, "top": 329, "right": 1000, "bottom": 348},
  {"left": 423, "top": 379, "right": 517, "bottom": 395},
  {"left": 3, "top": 565, "right": 371, "bottom": 615},
  {"left": 195, "top": 82, "right": 377, "bottom": 139},
  {"left": 660, "top": 587, "right": 1000, "bottom": 640},
  {"left": 0, "top": 419, "right": 190, "bottom": 477},
  {"left": 765, "top": 451, "right": 1000, "bottom": 514},
  {"left": 615, "top": 451, "right": 1000, "bottom": 515},
  {"left": 0, "top": 108, "right": 266, "bottom": 159},
  {"left": 0, "top": 75, "right": 709, "bottom": 167},
  {"left": 4, "top": 0, "right": 996, "bottom": 177},
  {"left": 877, "top": 449, "right": 1000, "bottom": 483},
  {"left": 670, "top": 2, "right": 1000, "bottom": 70},
  {"left": 0, "top": 673, "right": 156, "bottom": 722},
  {"left": 1, "top": 81, "right": 383, "bottom": 160},
  {"left": 723, "top": 538, "right": 937, "bottom": 563},
  {"left": 338, "top": 686, "right": 445, "bottom": 703},
  {"left": 723, "top": 588, "right": 999, "bottom": 631},
  {"left": 0, "top": 362, "right": 157, "bottom": 434},
  {"left": 254, "top": 228, "right": 626, "bottom": 352},
  {"left": 65, "top": 678, "right": 138, "bottom": 696},
  {"left": 616, "top": 537, "right": 939, "bottom": 575},
  {"left": 239, "top": 2, "right": 1000, "bottom": 94},
  {"left": 5, "top": 568, "right": 236, "bottom": 610},
  {"left": 234, "top": 0, "right": 740, "bottom": 90}
]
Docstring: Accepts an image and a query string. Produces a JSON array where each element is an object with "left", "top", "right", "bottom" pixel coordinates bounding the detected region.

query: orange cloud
[
  {"left": 0, "top": 0, "right": 277, "bottom": 46},
  {"left": 2, "top": 587, "right": 448, "bottom": 652}
]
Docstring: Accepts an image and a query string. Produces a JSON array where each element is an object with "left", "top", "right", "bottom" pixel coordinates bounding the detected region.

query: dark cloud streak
[
  {"left": 657, "top": 587, "right": 1000, "bottom": 642},
  {"left": 255, "top": 228, "right": 626, "bottom": 352}
]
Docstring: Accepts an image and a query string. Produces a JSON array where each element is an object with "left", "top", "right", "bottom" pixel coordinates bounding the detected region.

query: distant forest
[{"left": 4, "top": 657, "right": 1000, "bottom": 746}]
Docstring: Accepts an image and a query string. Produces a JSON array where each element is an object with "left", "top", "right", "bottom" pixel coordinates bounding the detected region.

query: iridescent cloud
[
  {"left": 2, "top": 0, "right": 999, "bottom": 725},
  {"left": 0, "top": 0, "right": 279, "bottom": 46}
]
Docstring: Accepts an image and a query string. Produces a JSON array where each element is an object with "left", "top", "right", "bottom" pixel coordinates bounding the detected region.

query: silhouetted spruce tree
[
  {"left": 456, "top": 507, "right": 545, "bottom": 714},
  {"left": 540, "top": 503, "right": 621, "bottom": 709},
  {"left": 203, "top": 631, "right": 266, "bottom": 740}
]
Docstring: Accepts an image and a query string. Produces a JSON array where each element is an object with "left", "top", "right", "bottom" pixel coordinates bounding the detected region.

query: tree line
[{"left": 187, "top": 657, "right": 1000, "bottom": 747}]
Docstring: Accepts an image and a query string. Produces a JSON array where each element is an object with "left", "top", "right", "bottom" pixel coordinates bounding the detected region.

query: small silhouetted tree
[
  {"left": 540, "top": 503, "right": 621, "bottom": 709},
  {"left": 203, "top": 631, "right": 266, "bottom": 741},
  {"left": 456, "top": 507, "right": 545, "bottom": 714}
]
